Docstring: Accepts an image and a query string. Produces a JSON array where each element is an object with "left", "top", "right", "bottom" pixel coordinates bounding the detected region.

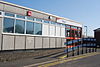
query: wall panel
[
  {"left": 0, "top": 3, "right": 3, "bottom": 11},
  {"left": 43, "top": 37, "right": 49, "bottom": 48},
  {"left": 56, "top": 26, "right": 60, "bottom": 37},
  {"left": 61, "top": 27, "right": 65, "bottom": 37},
  {"left": 15, "top": 36, "right": 25, "bottom": 49},
  {"left": 34, "top": 37, "right": 42, "bottom": 48},
  {"left": 3, "top": 35, "right": 14, "bottom": 50},
  {"left": 50, "top": 38, "right": 55, "bottom": 48},
  {"left": 26, "top": 36, "right": 34, "bottom": 49},
  {"left": 62, "top": 38, "right": 66, "bottom": 47},
  {"left": 42, "top": 24, "right": 49, "bottom": 36},
  {"left": 56, "top": 38, "right": 61, "bottom": 47},
  {"left": 50, "top": 25, "right": 55, "bottom": 36}
]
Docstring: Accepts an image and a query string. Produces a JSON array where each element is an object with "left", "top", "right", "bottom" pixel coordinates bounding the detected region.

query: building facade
[
  {"left": 94, "top": 28, "right": 100, "bottom": 47},
  {"left": 0, "top": 1, "right": 82, "bottom": 51}
]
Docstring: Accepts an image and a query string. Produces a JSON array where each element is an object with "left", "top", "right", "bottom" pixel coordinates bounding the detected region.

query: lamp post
[
  {"left": 84, "top": 26, "right": 87, "bottom": 53},
  {"left": 84, "top": 26, "right": 87, "bottom": 37}
]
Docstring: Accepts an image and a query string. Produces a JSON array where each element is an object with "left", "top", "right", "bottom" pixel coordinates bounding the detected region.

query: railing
[{"left": 64, "top": 38, "right": 97, "bottom": 57}]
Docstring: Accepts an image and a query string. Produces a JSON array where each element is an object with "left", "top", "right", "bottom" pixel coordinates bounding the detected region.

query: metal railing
[{"left": 64, "top": 38, "right": 97, "bottom": 57}]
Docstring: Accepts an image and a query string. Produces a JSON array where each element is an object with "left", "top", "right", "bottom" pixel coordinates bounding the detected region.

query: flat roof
[{"left": 0, "top": 1, "right": 82, "bottom": 25}]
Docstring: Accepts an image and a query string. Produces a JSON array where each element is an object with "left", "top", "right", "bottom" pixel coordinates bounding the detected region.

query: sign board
[{"left": 27, "top": 11, "right": 32, "bottom": 16}]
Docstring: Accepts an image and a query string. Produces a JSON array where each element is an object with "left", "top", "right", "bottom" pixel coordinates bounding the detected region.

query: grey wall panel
[
  {"left": 4, "top": 4, "right": 17, "bottom": 13},
  {"left": 16, "top": 8, "right": 26, "bottom": 15},
  {"left": 15, "top": 36, "right": 25, "bottom": 49},
  {"left": 0, "top": 3, "right": 3, "bottom": 11},
  {"left": 56, "top": 38, "right": 61, "bottom": 47},
  {"left": 34, "top": 37, "right": 42, "bottom": 48},
  {"left": 62, "top": 38, "right": 66, "bottom": 47},
  {"left": 50, "top": 38, "right": 55, "bottom": 48},
  {"left": 26, "top": 36, "right": 34, "bottom": 49},
  {"left": 43, "top": 37, "right": 49, "bottom": 48},
  {"left": 2, "top": 35, "right": 14, "bottom": 50},
  {"left": 4, "top": 4, "right": 26, "bottom": 15}
]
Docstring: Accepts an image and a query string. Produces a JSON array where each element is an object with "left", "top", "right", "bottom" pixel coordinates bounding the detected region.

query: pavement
[{"left": 0, "top": 48, "right": 100, "bottom": 67}]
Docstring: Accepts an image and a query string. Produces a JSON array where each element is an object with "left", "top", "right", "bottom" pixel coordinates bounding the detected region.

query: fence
[{"left": 64, "top": 38, "right": 97, "bottom": 57}]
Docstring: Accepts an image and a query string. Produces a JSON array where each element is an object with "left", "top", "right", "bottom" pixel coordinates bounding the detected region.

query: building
[
  {"left": 0, "top": 1, "right": 82, "bottom": 51},
  {"left": 94, "top": 28, "right": 100, "bottom": 47}
]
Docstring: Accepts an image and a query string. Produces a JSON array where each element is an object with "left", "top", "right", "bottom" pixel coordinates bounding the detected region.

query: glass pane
[
  {"left": 62, "top": 24, "right": 65, "bottom": 27},
  {"left": 15, "top": 20, "right": 25, "bottom": 34},
  {"left": 57, "top": 23, "right": 61, "bottom": 26},
  {"left": 3, "top": 17, "right": 14, "bottom": 33},
  {"left": 50, "top": 21, "right": 56, "bottom": 24},
  {"left": 34, "top": 23, "right": 42, "bottom": 35},
  {"left": 5, "top": 12, "right": 15, "bottom": 17},
  {"left": 36, "top": 18, "right": 42, "bottom": 22},
  {"left": 26, "top": 21, "right": 34, "bottom": 34},
  {"left": 27, "top": 16, "right": 34, "bottom": 21},
  {"left": 44, "top": 20, "right": 49, "bottom": 23},
  {"left": 66, "top": 25, "right": 70, "bottom": 28},
  {"left": 16, "top": 15, "right": 25, "bottom": 19}
]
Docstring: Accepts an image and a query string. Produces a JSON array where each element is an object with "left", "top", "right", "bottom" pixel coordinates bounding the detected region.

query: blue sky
[{"left": 4, "top": 0, "right": 100, "bottom": 37}]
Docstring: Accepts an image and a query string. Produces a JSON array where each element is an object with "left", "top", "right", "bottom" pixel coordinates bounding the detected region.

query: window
[
  {"left": 44, "top": 20, "right": 49, "bottom": 23},
  {"left": 66, "top": 25, "right": 70, "bottom": 28},
  {"left": 50, "top": 21, "right": 56, "bottom": 24},
  {"left": 3, "top": 17, "right": 14, "bottom": 33},
  {"left": 5, "top": 12, "right": 15, "bottom": 17},
  {"left": 36, "top": 18, "right": 42, "bottom": 22},
  {"left": 15, "top": 20, "right": 25, "bottom": 34},
  {"left": 34, "top": 23, "right": 42, "bottom": 35},
  {"left": 57, "top": 23, "right": 61, "bottom": 26},
  {"left": 26, "top": 21, "right": 34, "bottom": 34},
  {"left": 16, "top": 14, "right": 25, "bottom": 19},
  {"left": 27, "top": 16, "right": 34, "bottom": 21},
  {"left": 62, "top": 24, "right": 65, "bottom": 27}
]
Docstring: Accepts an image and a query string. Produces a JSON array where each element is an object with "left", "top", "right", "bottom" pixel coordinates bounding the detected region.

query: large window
[
  {"left": 26, "top": 21, "right": 34, "bottom": 34},
  {"left": 36, "top": 18, "right": 42, "bottom": 22},
  {"left": 34, "top": 23, "right": 42, "bottom": 35},
  {"left": 44, "top": 20, "right": 49, "bottom": 23},
  {"left": 15, "top": 20, "right": 25, "bottom": 34},
  {"left": 3, "top": 17, "right": 14, "bottom": 33},
  {"left": 16, "top": 15, "right": 25, "bottom": 19},
  {"left": 27, "top": 16, "right": 34, "bottom": 21},
  {"left": 5, "top": 12, "right": 15, "bottom": 17},
  {"left": 50, "top": 21, "right": 56, "bottom": 25}
]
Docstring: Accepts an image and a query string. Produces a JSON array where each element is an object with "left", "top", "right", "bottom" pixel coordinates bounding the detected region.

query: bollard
[
  {"left": 77, "top": 39, "right": 80, "bottom": 55},
  {"left": 81, "top": 39, "right": 83, "bottom": 54},
  {"left": 66, "top": 43, "right": 68, "bottom": 57}
]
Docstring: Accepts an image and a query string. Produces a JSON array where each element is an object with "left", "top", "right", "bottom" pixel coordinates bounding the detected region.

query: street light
[
  {"left": 84, "top": 26, "right": 87, "bottom": 37},
  {"left": 84, "top": 26, "right": 88, "bottom": 53}
]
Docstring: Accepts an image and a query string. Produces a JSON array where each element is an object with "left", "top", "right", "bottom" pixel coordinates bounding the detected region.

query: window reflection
[
  {"left": 15, "top": 20, "right": 25, "bottom": 34},
  {"left": 3, "top": 17, "right": 14, "bottom": 33},
  {"left": 26, "top": 21, "right": 34, "bottom": 34},
  {"left": 5, "top": 12, "right": 15, "bottom": 17},
  {"left": 27, "top": 16, "right": 34, "bottom": 21},
  {"left": 16, "top": 15, "right": 25, "bottom": 19},
  {"left": 36, "top": 18, "right": 42, "bottom": 22},
  {"left": 34, "top": 23, "right": 42, "bottom": 35}
]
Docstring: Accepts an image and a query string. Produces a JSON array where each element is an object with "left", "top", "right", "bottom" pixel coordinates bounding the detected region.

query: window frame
[{"left": 3, "top": 17, "right": 15, "bottom": 33}]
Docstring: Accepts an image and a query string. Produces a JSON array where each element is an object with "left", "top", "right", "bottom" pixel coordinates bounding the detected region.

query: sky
[{"left": 3, "top": 0, "right": 100, "bottom": 37}]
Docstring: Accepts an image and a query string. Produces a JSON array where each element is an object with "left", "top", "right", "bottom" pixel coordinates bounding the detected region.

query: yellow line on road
[
  {"left": 38, "top": 52, "right": 100, "bottom": 67},
  {"left": 24, "top": 52, "right": 100, "bottom": 67}
]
